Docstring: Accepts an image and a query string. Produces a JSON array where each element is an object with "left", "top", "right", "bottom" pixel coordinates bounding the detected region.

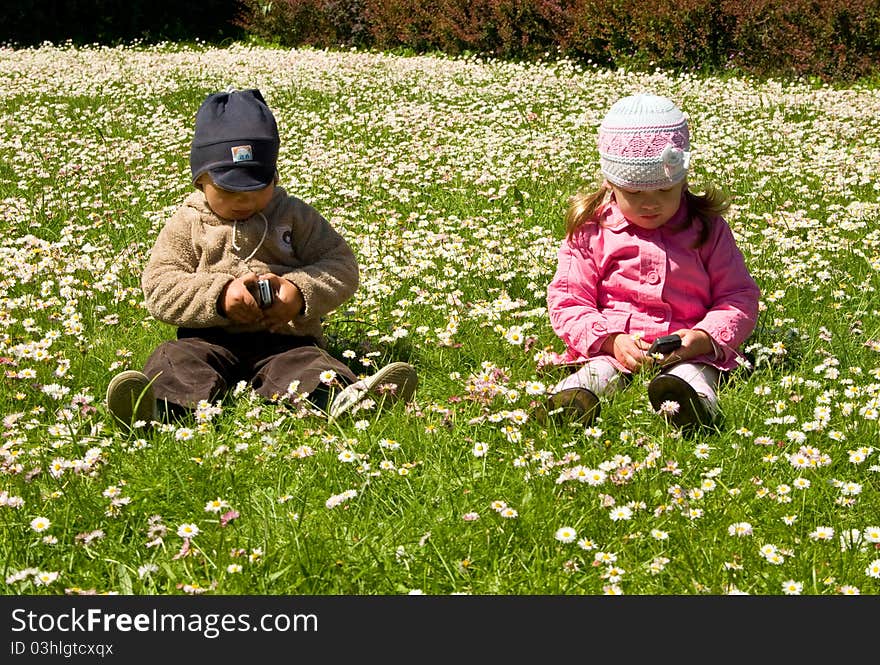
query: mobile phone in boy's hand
[
  {"left": 648, "top": 334, "right": 682, "bottom": 355},
  {"left": 250, "top": 279, "right": 273, "bottom": 308}
]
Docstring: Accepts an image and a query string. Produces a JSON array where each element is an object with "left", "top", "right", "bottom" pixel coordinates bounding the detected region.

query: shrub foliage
[{"left": 236, "top": 0, "right": 880, "bottom": 81}]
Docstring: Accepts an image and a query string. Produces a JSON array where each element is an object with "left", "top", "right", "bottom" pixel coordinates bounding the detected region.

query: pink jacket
[{"left": 547, "top": 197, "right": 759, "bottom": 372}]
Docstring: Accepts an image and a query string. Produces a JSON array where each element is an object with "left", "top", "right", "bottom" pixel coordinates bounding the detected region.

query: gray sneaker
[
  {"left": 329, "top": 361, "right": 418, "bottom": 419},
  {"left": 106, "top": 370, "right": 157, "bottom": 429}
]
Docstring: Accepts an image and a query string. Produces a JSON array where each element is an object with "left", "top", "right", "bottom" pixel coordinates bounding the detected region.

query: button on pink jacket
[{"left": 547, "top": 197, "right": 760, "bottom": 372}]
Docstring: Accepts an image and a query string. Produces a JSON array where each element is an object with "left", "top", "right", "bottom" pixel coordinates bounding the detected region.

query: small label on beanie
[{"left": 230, "top": 145, "right": 253, "bottom": 163}]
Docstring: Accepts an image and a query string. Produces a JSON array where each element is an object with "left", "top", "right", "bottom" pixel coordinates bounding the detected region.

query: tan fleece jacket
[{"left": 142, "top": 186, "right": 359, "bottom": 346}]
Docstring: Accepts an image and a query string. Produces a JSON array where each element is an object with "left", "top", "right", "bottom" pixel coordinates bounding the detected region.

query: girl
[{"left": 545, "top": 94, "right": 759, "bottom": 429}]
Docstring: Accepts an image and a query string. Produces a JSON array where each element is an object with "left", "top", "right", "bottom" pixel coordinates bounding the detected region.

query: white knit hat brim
[{"left": 600, "top": 151, "right": 690, "bottom": 190}]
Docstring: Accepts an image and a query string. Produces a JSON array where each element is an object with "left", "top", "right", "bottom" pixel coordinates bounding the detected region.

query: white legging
[{"left": 552, "top": 358, "right": 720, "bottom": 412}]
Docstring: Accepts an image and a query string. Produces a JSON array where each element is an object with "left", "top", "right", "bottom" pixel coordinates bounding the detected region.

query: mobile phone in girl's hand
[{"left": 648, "top": 334, "right": 682, "bottom": 355}]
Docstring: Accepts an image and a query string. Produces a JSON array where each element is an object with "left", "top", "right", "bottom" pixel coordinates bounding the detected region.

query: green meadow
[{"left": 1, "top": 43, "right": 879, "bottom": 595}]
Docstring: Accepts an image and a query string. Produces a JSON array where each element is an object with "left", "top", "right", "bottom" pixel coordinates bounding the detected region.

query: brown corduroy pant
[{"left": 142, "top": 327, "right": 357, "bottom": 413}]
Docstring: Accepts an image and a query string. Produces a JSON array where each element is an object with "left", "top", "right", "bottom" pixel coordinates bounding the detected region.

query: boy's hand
[
  {"left": 219, "top": 273, "right": 263, "bottom": 323},
  {"left": 258, "top": 274, "right": 303, "bottom": 333},
  {"left": 601, "top": 333, "right": 652, "bottom": 372}
]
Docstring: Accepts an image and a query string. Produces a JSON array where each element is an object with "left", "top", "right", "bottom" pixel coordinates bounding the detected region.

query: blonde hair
[{"left": 564, "top": 182, "right": 731, "bottom": 247}]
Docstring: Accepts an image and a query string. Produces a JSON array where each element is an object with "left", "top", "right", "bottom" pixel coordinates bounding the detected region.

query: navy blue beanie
[{"left": 189, "top": 88, "right": 280, "bottom": 192}]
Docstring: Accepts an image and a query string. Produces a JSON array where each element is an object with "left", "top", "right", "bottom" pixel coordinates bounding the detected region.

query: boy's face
[{"left": 199, "top": 175, "right": 275, "bottom": 220}]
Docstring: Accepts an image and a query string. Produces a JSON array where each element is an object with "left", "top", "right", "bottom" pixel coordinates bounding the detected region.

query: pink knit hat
[{"left": 598, "top": 94, "right": 690, "bottom": 190}]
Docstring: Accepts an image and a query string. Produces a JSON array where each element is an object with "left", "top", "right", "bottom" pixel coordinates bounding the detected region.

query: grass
[{"left": 0, "top": 42, "right": 879, "bottom": 596}]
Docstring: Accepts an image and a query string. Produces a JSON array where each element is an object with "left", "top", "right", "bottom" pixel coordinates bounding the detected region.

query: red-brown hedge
[{"left": 235, "top": 0, "right": 880, "bottom": 81}]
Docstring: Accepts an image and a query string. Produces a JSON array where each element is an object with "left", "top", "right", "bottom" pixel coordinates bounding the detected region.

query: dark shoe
[
  {"left": 648, "top": 374, "right": 712, "bottom": 429},
  {"left": 106, "top": 370, "right": 157, "bottom": 430},
  {"left": 538, "top": 387, "right": 600, "bottom": 425}
]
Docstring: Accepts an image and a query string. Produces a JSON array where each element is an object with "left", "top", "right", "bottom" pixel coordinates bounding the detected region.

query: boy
[{"left": 106, "top": 88, "right": 417, "bottom": 428}]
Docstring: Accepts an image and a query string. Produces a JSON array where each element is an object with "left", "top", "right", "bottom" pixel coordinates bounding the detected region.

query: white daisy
[
  {"left": 176, "top": 523, "right": 200, "bottom": 538},
  {"left": 554, "top": 526, "right": 577, "bottom": 543},
  {"left": 30, "top": 517, "right": 51, "bottom": 533}
]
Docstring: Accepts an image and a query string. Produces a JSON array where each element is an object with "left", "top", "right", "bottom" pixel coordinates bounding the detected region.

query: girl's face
[
  {"left": 610, "top": 181, "right": 685, "bottom": 230},
  {"left": 199, "top": 175, "right": 275, "bottom": 220}
]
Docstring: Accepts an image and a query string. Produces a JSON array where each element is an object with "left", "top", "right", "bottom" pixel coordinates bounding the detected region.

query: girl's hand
[
  {"left": 257, "top": 274, "right": 304, "bottom": 334},
  {"left": 657, "top": 328, "right": 715, "bottom": 365},
  {"left": 219, "top": 272, "right": 263, "bottom": 323},
  {"left": 601, "top": 333, "right": 652, "bottom": 372}
]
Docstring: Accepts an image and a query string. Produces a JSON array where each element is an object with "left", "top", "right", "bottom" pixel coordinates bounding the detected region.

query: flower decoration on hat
[{"left": 661, "top": 144, "right": 690, "bottom": 181}]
